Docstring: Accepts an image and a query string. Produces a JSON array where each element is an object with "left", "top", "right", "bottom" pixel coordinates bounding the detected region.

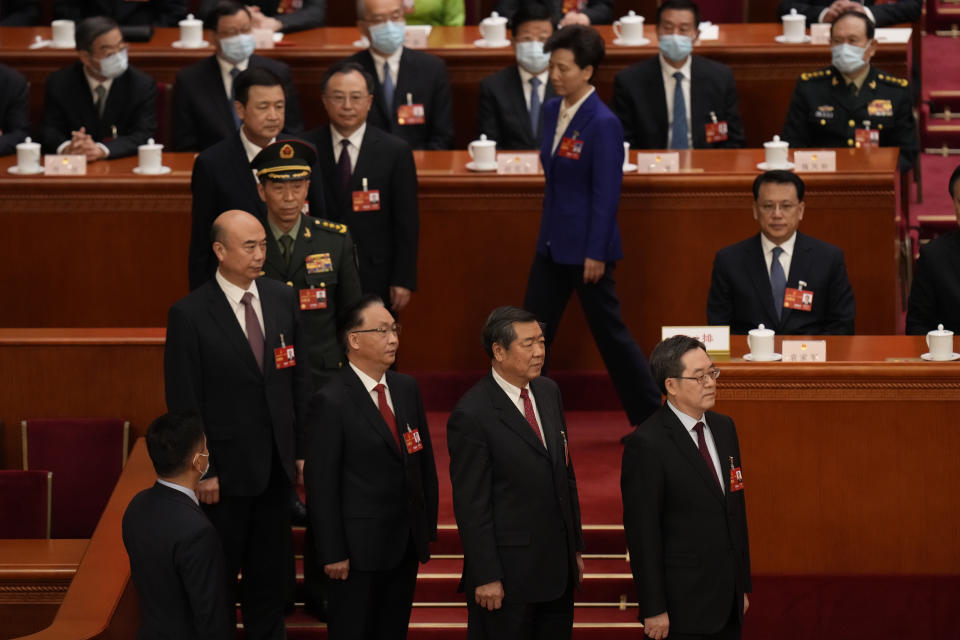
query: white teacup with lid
[
  {"left": 178, "top": 14, "right": 204, "bottom": 47},
  {"left": 15, "top": 137, "right": 42, "bottom": 174},
  {"left": 51, "top": 19, "right": 75, "bottom": 48},
  {"left": 479, "top": 11, "right": 508, "bottom": 44},
  {"left": 747, "top": 324, "right": 776, "bottom": 360},
  {"left": 137, "top": 138, "right": 165, "bottom": 174},
  {"left": 468, "top": 134, "right": 497, "bottom": 169},
  {"left": 781, "top": 8, "right": 806, "bottom": 42},
  {"left": 613, "top": 10, "right": 645, "bottom": 44},
  {"left": 763, "top": 135, "right": 790, "bottom": 169},
  {"left": 925, "top": 324, "right": 955, "bottom": 361}
]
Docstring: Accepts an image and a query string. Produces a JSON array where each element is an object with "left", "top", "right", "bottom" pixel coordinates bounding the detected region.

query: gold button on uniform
[
  {"left": 848, "top": 119, "right": 856, "bottom": 127},
  {"left": 848, "top": 138, "right": 854, "bottom": 146},
  {"left": 820, "top": 119, "right": 826, "bottom": 125}
]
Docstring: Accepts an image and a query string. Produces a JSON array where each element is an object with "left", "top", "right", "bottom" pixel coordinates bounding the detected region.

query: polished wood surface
[{"left": 0, "top": 24, "right": 910, "bottom": 148}]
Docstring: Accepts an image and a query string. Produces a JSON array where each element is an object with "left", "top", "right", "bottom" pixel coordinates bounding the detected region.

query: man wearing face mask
[
  {"left": 476, "top": 3, "right": 558, "bottom": 150},
  {"left": 344, "top": 0, "right": 454, "bottom": 150},
  {"left": 782, "top": 9, "right": 917, "bottom": 171},
  {"left": 612, "top": 0, "right": 744, "bottom": 150},
  {"left": 174, "top": 0, "right": 303, "bottom": 152},
  {"left": 40, "top": 15, "right": 157, "bottom": 160}
]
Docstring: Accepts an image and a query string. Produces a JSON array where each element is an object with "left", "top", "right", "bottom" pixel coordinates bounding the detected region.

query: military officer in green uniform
[{"left": 782, "top": 10, "right": 917, "bottom": 171}]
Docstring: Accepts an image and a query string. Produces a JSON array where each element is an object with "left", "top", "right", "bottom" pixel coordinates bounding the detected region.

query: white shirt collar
[
  {"left": 82, "top": 66, "right": 114, "bottom": 98},
  {"left": 659, "top": 53, "right": 692, "bottom": 83},
  {"left": 239, "top": 126, "right": 276, "bottom": 163},
  {"left": 760, "top": 230, "right": 798, "bottom": 257},
  {"left": 370, "top": 45, "right": 403, "bottom": 78},
  {"left": 349, "top": 360, "right": 387, "bottom": 392},
  {"left": 517, "top": 65, "right": 549, "bottom": 87},
  {"left": 216, "top": 53, "right": 250, "bottom": 75},
  {"left": 331, "top": 122, "right": 367, "bottom": 152},
  {"left": 215, "top": 269, "right": 259, "bottom": 307},
  {"left": 490, "top": 366, "right": 532, "bottom": 405},
  {"left": 558, "top": 85, "right": 595, "bottom": 121},
  {"left": 156, "top": 478, "right": 199, "bottom": 506},
  {"left": 666, "top": 399, "right": 706, "bottom": 429}
]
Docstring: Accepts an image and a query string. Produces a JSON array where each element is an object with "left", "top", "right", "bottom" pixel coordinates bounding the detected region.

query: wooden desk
[{"left": 0, "top": 24, "right": 910, "bottom": 149}]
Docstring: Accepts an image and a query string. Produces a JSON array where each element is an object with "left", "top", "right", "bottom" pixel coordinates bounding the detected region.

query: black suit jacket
[
  {"left": 447, "top": 374, "right": 584, "bottom": 603},
  {"left": 41, "top": 61, "right": 157, "bottom": 157},
  {"left": 308, "top": 125, "right": 419, "bottom": 299},
  {"left": 622, "top": 405, "right": 751, "bottom": 634},
  {"left": 187, "top": 131, "right": 327, "bottom": 289},
  {"left": 0, "top": 63, "right": 29, "bottom": 155},
  {"left": 173, "top": 54, "right": 303, "bottom": 151},
  {"left": 53, "top": 0, "right": 187, "bottom": 25},
  {"left": 0, "top": 0, "right": 39, "bottom": 25},
  {"left": 707, "top": 232, "right": 856, "bottom": 334},
  {"left": 476, "top": 65, "right": 556, "bottom": 150},
  {"left": 164, "top": 277, "right": 312, "bottom": 495},
  {"left": 906, "top": 229, "right": 960, "bottom": 334},
  {"left": 776, "top": 0, "right": 921, "bottom": 26},
  {"left": 612, "top": 55, "right": 745, "bottom": 149},
  {"left": 345, "top": 48, "right": 454, "bottom": 150},
  {"left": 122, "top": 483, "right": 232, "bottom": 640},
  {"left": 199, "top": 0, "right": 327, "bottom": 31},
  {"left": 494, "top": 0, "right": 613, "bottom": 24},
  {"left": 305, "top": 366, "right": 438, "bottom": 571}
]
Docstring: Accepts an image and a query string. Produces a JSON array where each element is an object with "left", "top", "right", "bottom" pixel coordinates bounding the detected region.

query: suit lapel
[
  {"left": 362, "top": 50, "right": 392, "bottom": 129},
  {"left": 662, "top": 406, "right": 725, "bottom": 502},
  {"left": 707, "top": 412, "right": 735, "bottom": 501},
  {"left": 530, "top": 378, "right": 564, "bottom": 469},
  {"left": 781, "top": 233, "right": 814, "bottom": 330},
  {"left": 486, "top": 375, "right": 549, "bottom": 458},
  {"left": 288, "top": 218, "right": 310, "bottom": 282},
  {"left": 746, "top": 234, "right": 779, "bottom": 328},
  {"left": 258, "top": 279, "right": 279, "bottom": 380},
  {"left": 646, "top": 60, "right": 670, "bottom": 148},
  {"left": 351, "top": 127, "right": 379, "bottom": 191},
  {"left": 206, "top": 55, "right": 235, "bottom": 125},
  {"left": 204, "top": 281, "right": 262, "bottom": 377},
  {"left": 100, "top": 72, "right": 126, "bottom": 134},
  {"left": 72, "top": 64, "right": 101, "bottom": 138},
  {"left": 345, "top": 366, "right": 403, "bottom": 461},
  {"left": 689, "top": 56, "right": 707, "bottom": 147},
  {"left": 507, "top": 67, "right": 535, "bottom": 142},
  {"left": 229, "top": 133, "right": 262, "bottom": 215}
]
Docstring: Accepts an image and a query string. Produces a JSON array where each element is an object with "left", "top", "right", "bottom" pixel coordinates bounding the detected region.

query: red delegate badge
[
  {"left": 403, "top": 425, "right": 424, "bottom": 454},
  {"left": 397, "top": 104, "right": 425, "bottom": 126},
  {"left": 855, "top": 128, "right": 879, "bottom": 148},
  {"left": 558, "top": 136, "right": 583, "bottom": 160},
  {"left": 352, "top": 189, "right": 381, "bottom": 212},
  {"left": 705, "top": 121, "right": 728, "bottom": 143},
  {"left": 783, "top": 287, "right": 814, "bottom": 312},
  {"left": 729, "top": 457, "right": 744, "bottom": 492},
  {"left": 274, "top": 344, "right": 296, "bottom": 369},
  {"left": 299, "top": 287, "right": 327, "bottom": 310}
]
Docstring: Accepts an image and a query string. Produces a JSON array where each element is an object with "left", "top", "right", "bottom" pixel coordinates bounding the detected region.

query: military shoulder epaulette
[
  {"left": 876, "top": 72, "right": 908, "bottom": 88},
  {"left": 314, "top": 218, "right": 348, "bottom": 234},
  {"left": 800, "top": 68, "right": 832, "bottom": 82}
]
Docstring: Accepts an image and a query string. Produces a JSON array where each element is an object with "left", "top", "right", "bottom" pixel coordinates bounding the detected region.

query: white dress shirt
[
  {"left": 216, "top": 54, "right": 250, "bottom": 101},
  {"left": 659, "top": 53, "right": 693, "bottom": 148},
  {"left": 349, "top": 361, "right": 396, "bottom": 415},
  {"left": 370, "top": 46, "right": 403, "bottom": 88},
  {"left": 331, "top": 122, "right": 367, "bottom": 173},
  {"left": 551, "top": 85, "right": 595, "bottom": 155},
  {"left": 57, "top": 69, "right": 113, "bottom": 156},
  {"left": 491, "top": 367, "right": 547, "bottom": 449},
  {"left": 517, "top": 66, "right": 549, "bottom": 111},
  {"left": 667, "top": 400, "right": 723, "bottom": 493},
  {"left": 760, "top": 231, "right": 797, "bottom": 281},
  {"left": 157, "top": 478, "right": 200, "bottom": 505},
  {"left": 216, "top": 269, "right": 263, "bottom": 338}
]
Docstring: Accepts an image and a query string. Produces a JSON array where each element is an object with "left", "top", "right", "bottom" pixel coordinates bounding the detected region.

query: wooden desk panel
[{"left": 0, "top": 25, "right": 910, "bottom": 149}]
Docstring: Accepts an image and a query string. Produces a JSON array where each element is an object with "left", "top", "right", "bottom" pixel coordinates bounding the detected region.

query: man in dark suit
[
  {"left": 122, "top": 412, "right": 233, "bottom": 640},
  {"left": 622, "top": 335, "right": 751, "bottom": 640},
  {"left": 188, "top": 66, "right": 325, "bottom": 290},
  {"left": 345, "top": 0, "right": 454, "bottom": 150},
  {"left": 476, "top": 3, "right": 557, "bottom": 149},
  {"left": 447, "top": 306, "right": 584, "bottom": 639},
  {"left": 0, "top": 63, "right": 29, "bottom": 156},
  {"left": 707, "top": 170, "right": 856, "bottom": 334},
  {"left": 165, "top": 209, "right": 312, "bottom": 640},
  {"left": 0, "top": 0, "right": 39, "bottom": 25},
  {"left": 305, "top": 294, "right": 438, "bottom": 640},
  {"left": 54, "top": 0, "right": 187, "bottom": 26},
  {"left": 612, "top": 0, "right": 744, "bottom": 150},
  {"left": 41, "top": 16, "right": 157, "bottom": 159},
  {"left": 495, "top": 0, "right": 613, "bottom": 26},
  {"left": 907, "top": 164, "right": 960, "bottom": 334},
  {"left": 308, "top": 60, "right": 419, "bottom": 313},
  {"left": 777, "top": 0, "right": 921, "bottom": 27},
  {"left": 173, "top": 0, "right": 303, "bottom": 152}
]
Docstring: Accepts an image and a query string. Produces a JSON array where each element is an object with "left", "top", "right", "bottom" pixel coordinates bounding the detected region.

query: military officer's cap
[{"left": 251, "top": 139, "right": 317, "bottom": 181}]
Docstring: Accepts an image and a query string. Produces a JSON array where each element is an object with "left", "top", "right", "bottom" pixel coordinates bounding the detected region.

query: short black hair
[
  {"left": 949, "top": 164, "right": 960, "bottom": 199},
  {"left": 510, "top": 3, "right": 556, "bottom": 38},
  {"left": 543, "top": 24, "right": 605, "bottom": 78},
  {"left": 321, "top": 60, "right": 376, "bottom": 95},
  {"left": 656, "top": 0, "right": 701, "bottom": 29},
  {"left": 338, "top": 294, "right": 386, "bottom": 351},
  {"left": 480, "top": 306, "right": 540, "bottom": 358},
  {"left": 233, "top": 67, "right": 284, "bottom": 106},
  {"left": 753, "top": 170, "right": 805, "bottom": 202},
  {"left": 76, "top": 16, "right": 120, "bottom": 52},
  {"left": 203, "top": 0, "right": 251, "bottom": 32},
  {"left": 831, "top": 9, "right": 875, "bottom": 40},
  {"left": 145, "top": 412, "right": 205, "bottom": 478},
  {"left": 649, "top": 335, "right": 707, "bottom": 396}
]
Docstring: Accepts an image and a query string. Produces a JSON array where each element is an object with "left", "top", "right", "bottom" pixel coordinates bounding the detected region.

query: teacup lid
[
  {"left": 749, "top": 323, "right": 775, "bottom": 336},
  {"left": 180, "top": 12, "right": 201, "bottom": 25},
  {"left": 471, "top": 133, "right": 496, "bottom": 147},
  {"left": 17, "top": 136, "right": 38, "bottom": 147},
  {"left": 621, "top": 10, "right": 644, "bottom": 22},
  {"left": 930, "top": 323, "right": 953, "bottom": 337},
  {"left": 140, "top": 137, "right": 163, "bottom": 149},
  {"left": 782, "top": 8, "right": 805, "bottom": 21},
  {"left": 482, "top": 11, "right": 507, "bottom": 25},
  {"left": 764, "top": 134, "right": 788, "bottom": 149}
]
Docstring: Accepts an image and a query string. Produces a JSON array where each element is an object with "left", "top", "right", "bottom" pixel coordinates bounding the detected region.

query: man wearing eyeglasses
[
  {"left": 706, "top": 170, "right": 855, "bottom": 334},
  {"left": 304, "top": 294, "right": 438, "bottom": 640},
  {"left": 622, "top": 335, "right": 751, "bottom": 640}
]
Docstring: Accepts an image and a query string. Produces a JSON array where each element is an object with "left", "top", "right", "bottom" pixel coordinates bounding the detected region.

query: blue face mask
[
  {"left": 515, "top": 40, "right": 550, "bottom": 74},
  {"left": 98, "top": 48, "right": 128, "bottom": 80},
  {"left": 658, "top": 34, "right": 693, "bottom": 64},
  {"left": 831, "top": 43, "right": 867, "bottom": 75},
  {"left": 369, "top": 20, "right": 405, "bottom": 55},
  {"left": 220, "top": 33, "right": 256, "bottom": 64}
]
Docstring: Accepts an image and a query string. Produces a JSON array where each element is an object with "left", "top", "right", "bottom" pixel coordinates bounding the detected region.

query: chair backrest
[
  {"left": 22, "top": 419, "right": 130, "bottom": 538},
  {"left": 0, "top": 470, "right": 52, "bottom": 539}
]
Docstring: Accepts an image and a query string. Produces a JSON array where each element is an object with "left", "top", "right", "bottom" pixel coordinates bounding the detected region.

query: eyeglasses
[
  {"left": 324, "top": 93, "right": 370, "bottom": 106},
  {"left": 757, "top": 202, "right": 798, "bottom": 214},
  {"left": 673, "top": 368, "right": 720, "bottom": 385},
  {"left": 351, "top": 323, "right": 401, "bottom": 337}
]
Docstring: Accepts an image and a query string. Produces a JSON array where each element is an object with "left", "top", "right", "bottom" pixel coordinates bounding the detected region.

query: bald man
[{"left": 164, "top": 209, "right": 312, "bottom": 640}]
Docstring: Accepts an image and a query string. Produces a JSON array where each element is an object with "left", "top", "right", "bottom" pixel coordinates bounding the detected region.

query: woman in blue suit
[{"left": 523, "top": 24, "right": 660, "bottom": 426}]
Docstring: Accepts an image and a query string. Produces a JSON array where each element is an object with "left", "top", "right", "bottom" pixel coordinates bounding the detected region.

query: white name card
[
  {"left": 497, "top": 152, "right": 540, "bottom": 174},
  {"left": 782, "top": 339, "right": 827, "bottom": 362},
  {"left": 636, "top": 152, "right": 679, "bottom": 173},
  {"left": 44, "top": 154, "right": 86, "bottom": 175},
  {"left": 810, "top": 23, "right": 831, "bottom": 45},
  {"left": 794, "top": 150, "right": 836, "bottom": 172},
  {"left": 661, "top": 325, "right": 731, "bottom": 353},
  {"left": 252, "top": 28, "right": 275, "bottom": 49},
  {"left": 698, "top": 22, "right": 719, "bottom": 40},
  {"left": 404, "top": 25, "right": 430, "bottom": 49}
]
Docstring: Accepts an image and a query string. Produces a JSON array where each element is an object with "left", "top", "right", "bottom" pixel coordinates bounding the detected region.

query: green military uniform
[{"left": 782, "top": 65, "right": 918, "bottom": 171}]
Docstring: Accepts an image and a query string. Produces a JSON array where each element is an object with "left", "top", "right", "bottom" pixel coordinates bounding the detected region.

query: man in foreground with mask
[
  {"left": 476, "top": 3, "right": 557, "bottom": 149},
  {"left": 782, "top": 9, "right": 917, "bottom": 170},
  {"left": 344, "top": 0, "right": 454, "bottom": 150},
  {"left": 612, "top": 0, "right": 744, "bottom": 150},
  {"left": 40, "top": 15, "right": 157, "bottom": 160},
  {"left": 174, "top": 0, "right": 303, "bottom": 151}
]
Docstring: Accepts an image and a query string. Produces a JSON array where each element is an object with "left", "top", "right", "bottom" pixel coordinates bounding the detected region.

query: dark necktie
[
  {"left": 279, "top": 235, "right": 294, "bottom": 267},
  {"left": 693, "top": 422, "right": 722, "bottom": 490},
  {"left": 382, "top": 61, "right": 395, "bottom": 112},
  {"left": 374, "top": 383, "right": 402, "bottom": 451},
  {"left": 770, "top": 246, "right": 786, "bottom": 320},
  {"left": 338, "top": 139, "right": 352, "bottom": 195},
  {"left": 670, "top": 71, "right": 689, "bottom": 150},
  {"left": 529, "top": 77, "right": 542, "bottom": 140},
  {"left": 94, "top": 84, "right": 107, "bottom": 119},
  {"left": 519, "top": 388, "right": 545, "bottom": 446},
  {"left": 229, "top": 67, "right": 241, "bottom": 128},
  {"left": 240, "top": 292, "right": 264, "bottom": 372}
]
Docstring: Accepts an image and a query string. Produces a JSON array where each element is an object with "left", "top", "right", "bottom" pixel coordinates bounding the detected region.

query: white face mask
[
  {"left": 219, "top": 33, "right": 256, "bottom": 64},
  {"left": 98, "top": 48, "right": 128, "bottom": 80}
]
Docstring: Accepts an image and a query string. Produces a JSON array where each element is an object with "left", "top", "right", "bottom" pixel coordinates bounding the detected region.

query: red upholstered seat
[
  {"left": 21, "top": 419, "right": 130, "bottom": 538},
  {"left": 0, "top": 470, "right": 52, "bottom": 539}
]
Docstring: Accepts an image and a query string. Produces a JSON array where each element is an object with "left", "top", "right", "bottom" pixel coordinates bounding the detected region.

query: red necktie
[
  {"left": 693, "top": 422, "right": 722, "bottom": 490},
  {"left": 519, "top": 388, "right": 545, "bottom": 446},
  {"left": 374, "top": 383, "right": 402, "bottom": 451}
]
